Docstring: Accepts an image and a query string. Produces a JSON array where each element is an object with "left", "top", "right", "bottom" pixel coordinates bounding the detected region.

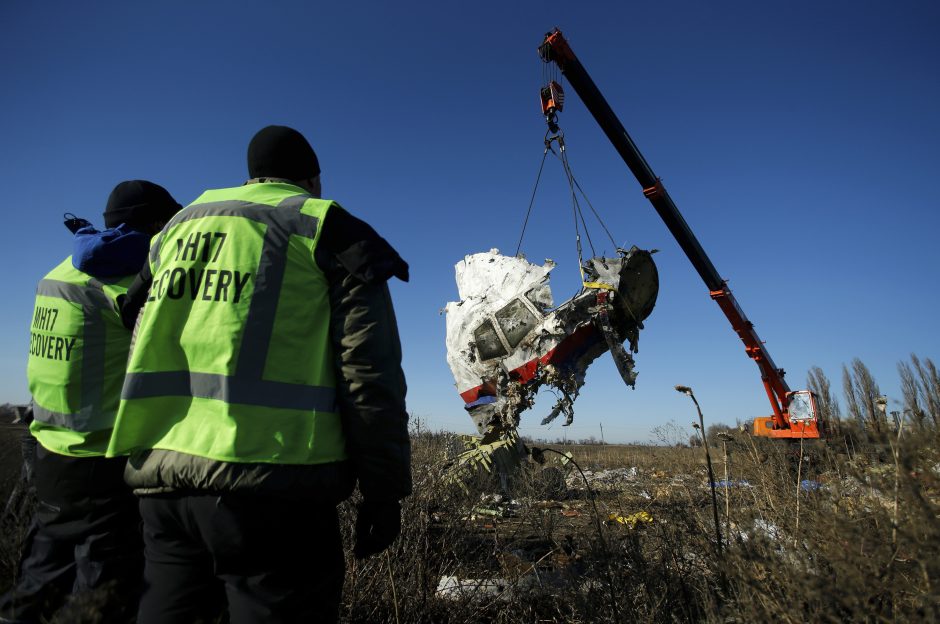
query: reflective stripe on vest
[
  {"left": 28, "top": 261, "right": 129, "bottom": 432},
  {"left": 122, "top": 370, "right": 335, "bottom": 412}
]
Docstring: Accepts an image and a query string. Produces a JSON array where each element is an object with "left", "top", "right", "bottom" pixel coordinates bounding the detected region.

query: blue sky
[{"left": 2, "top": 1, "right": 938, "bottom": 443}]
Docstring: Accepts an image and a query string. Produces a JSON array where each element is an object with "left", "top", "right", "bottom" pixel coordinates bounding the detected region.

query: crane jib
[{"left": 539, "top": 28, "right": 820, "bottom": 438}]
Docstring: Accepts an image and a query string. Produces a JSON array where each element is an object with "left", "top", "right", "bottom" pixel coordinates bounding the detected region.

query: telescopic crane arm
[{"left": 538, "top": 29, "right": 820, "bottom": 438}]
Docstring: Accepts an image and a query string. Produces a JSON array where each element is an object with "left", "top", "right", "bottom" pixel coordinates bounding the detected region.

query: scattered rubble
[
  {"left": 435, "top": 575, "right": 514, "bottom": 602},
  {"left": 711, "top": 479, "right": 752, "bottom": 488},
  {"left": 565, "top": 467, "right": 640, "bottom": 491},
  {"left": 732, "top": 518, "right": 784, "bottom": 543},
  {"left": 799, "top": 479, "right": 822, "bottom": 492},
  {"left": 436, "top": 563, "right": 574, "bottom": 603}
]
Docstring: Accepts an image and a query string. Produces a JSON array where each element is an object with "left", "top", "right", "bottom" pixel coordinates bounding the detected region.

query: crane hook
[{"left": 540, "top": 80, "right": 565, "bottom": 134}]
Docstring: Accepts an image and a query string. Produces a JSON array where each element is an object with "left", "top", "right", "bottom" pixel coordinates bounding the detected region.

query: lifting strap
[{"left": 514, "top": 123, "right": 620, "bottom": 292}]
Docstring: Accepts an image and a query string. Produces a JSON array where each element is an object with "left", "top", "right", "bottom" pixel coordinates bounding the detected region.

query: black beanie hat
[
  {"left": 247, "top": 125, "right": 320, "bottom": 181},
  {"left": 103, "top": 180, "right": 182, "bottom": 229}
]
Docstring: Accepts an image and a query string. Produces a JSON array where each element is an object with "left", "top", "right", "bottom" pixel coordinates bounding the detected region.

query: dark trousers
[
  {"left": 0, "top": 445, "right": 143, "bottom": 623},
  {"left": 138, "top": 493, "right": 344, "bottom": 624}
]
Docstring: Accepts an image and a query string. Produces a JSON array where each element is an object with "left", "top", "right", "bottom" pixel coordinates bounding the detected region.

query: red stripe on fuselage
[{"left": 458, "top": 324, "right": 599, "bottom": 404}]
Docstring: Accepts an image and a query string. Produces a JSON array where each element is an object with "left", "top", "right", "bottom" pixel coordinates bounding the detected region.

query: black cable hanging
[
  {"left": 514, "top": 145, "right": 550, "bottom": 257},
  {"left": 567, "top": 163, "right": 619, "bottom": 252},
  {"left": 515, "top": 131, "right": 622, "bottom": 272},
  {"left": 555, "top": 142, "right": 597, "bottom": 259}
]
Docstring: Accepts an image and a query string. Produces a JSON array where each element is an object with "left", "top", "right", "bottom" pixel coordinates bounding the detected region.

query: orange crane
[{"left": 538, "top": 28, "right": 821, "bottom": 439}]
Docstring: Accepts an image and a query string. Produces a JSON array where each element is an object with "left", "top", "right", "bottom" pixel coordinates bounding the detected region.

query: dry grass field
[
  {"left": 339, "top": 424, "right": 940, "bottom": 623},
  {"left": 3, "top": 420, "right": 939, "bottom": 623}
]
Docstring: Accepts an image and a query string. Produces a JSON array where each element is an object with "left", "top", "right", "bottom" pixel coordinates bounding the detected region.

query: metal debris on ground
[
  {"left": 435, "top": 575, "right": 514, "bottom": 602},
  {"left": 800, "top": 479, "right": 822, "bottom": 492},
  {"left": 711, "top": 479, "right": 752, "bottom": 488},
  {"left": 442, "top": 430, "right": 527, "bottom": 492},
  {"left": 564, "top": 466, "right": 641, "bottom": 491},
  {"left": 752, "top": 518, "right": 783, "bottom": 541},
  {"left": 435, "top": 568, "right": 570, "bottom": 602}
]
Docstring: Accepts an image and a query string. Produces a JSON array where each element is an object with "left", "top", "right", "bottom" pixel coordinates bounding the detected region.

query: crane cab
[{"left": 752, "top": 390, "right": 821, "bottom": 439}]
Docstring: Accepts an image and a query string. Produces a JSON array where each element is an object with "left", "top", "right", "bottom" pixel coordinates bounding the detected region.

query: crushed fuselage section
[{"left": 444, "top": 248, "right": 658, "bottom": 440}]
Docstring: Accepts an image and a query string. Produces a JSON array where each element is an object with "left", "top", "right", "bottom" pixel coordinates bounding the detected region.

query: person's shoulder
[
  {"left": 71, "top": 225, "right": 151, "bottom": 279},
  {"left": 37, "top": 256, "right": 73, "bottom": 283},
  {"left": 318, "top": 205, "right": 409, "bottom": 284},
  {"left": 321, "top": 204, "right": 378, "bottom": 242}
]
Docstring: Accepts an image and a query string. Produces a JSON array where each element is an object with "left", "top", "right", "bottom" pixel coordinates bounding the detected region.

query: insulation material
[{"left": 445, "top": 248, "right": 659, "bottom": 439}]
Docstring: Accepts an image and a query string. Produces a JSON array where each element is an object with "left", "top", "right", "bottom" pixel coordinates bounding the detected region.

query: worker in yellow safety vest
[
  {"left": 1, "top": 181, "right": 181, "bottom": 624},
  {"left": 108, "top": 125, "right": 412, "bottom": 624}
]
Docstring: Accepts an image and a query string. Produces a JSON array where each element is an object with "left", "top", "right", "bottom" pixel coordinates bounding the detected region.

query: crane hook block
[{"left": 540, "top": 81, "right": 565, "bottom": 116}]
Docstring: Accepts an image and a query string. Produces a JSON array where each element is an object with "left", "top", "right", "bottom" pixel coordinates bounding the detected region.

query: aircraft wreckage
[{"left": 444, "top": 247, "right": 659, "bottom": 440}]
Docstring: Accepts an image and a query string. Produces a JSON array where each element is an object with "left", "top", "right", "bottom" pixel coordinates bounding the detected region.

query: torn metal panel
[{"left": 444, "top": 247, "right": 658, "bottom": 439}]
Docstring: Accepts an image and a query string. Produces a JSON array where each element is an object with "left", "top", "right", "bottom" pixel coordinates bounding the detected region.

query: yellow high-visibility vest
[
  {"left": 108, "top": 182, "right": 346, "bottom": 464},
  {"left": 28, "top": 259, "right": 134, "bottom": 456}
]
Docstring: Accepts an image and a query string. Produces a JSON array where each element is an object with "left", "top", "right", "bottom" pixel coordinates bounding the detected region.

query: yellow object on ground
[{"left": 607, "top": 511, "right": 653, "bottom": 528}]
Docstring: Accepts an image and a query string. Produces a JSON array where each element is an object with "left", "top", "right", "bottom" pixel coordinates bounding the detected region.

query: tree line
[{"left": 809, "top": 353, "right": 939, "bottom": 438}]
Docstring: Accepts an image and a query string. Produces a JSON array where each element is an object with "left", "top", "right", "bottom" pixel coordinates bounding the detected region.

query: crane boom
[{"left": 538, "top": 28, "right": 820, "bottom": 438}]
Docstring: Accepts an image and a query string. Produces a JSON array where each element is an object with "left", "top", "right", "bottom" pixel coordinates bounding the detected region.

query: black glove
[
  {"left": 63, "top": 213, "right": 93, "bottom": 234},
  {"left": 353, "top": 500, "right": 401, "bottom": 559}
]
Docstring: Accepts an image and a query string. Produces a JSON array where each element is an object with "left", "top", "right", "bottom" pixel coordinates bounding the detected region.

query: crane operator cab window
[{"left": 787, "top": 391, "right": 818, "bottom": 423}]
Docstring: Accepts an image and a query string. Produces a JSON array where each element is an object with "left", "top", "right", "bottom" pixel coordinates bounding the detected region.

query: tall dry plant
[
  {"left": 842, "top": 357, "right": 884, "bottom": 434},
  {"left": 675, "top": 385, "right": 723, "bottom": 557},
  {"left": 807, "top": 365, "right": 841, "bottom": 434},
  {"left": 910, "top": 354, "right": 940, "bottom": 426},
  {"left": 842, "top": 364, "right": 862, "bottom": 427},
  {"left": 898, "top": 359, "right": 927, "bottom": 429}
]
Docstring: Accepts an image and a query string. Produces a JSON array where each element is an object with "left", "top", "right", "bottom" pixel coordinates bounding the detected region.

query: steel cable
[{"left": 514, "top": 147, "right": 551, "bottom": 256}]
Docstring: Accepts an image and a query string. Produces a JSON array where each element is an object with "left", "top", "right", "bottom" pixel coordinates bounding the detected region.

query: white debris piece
[
  {"left": 436, "top": 570, "right": 564, "bottom": 602},
  {"left": 445, "top": 251, "right": 557, "bottom": 401},
  {"left": 436, "top": 575, "right": 513, "bottom": 601},
  {"left": 452, "top": 249, "right": 555, "bottom": 303}
]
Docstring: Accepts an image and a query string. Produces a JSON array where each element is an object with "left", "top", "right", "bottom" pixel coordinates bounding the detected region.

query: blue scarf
[{"left": 71, "top": 224, "right": 151, "bottom": 278}]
